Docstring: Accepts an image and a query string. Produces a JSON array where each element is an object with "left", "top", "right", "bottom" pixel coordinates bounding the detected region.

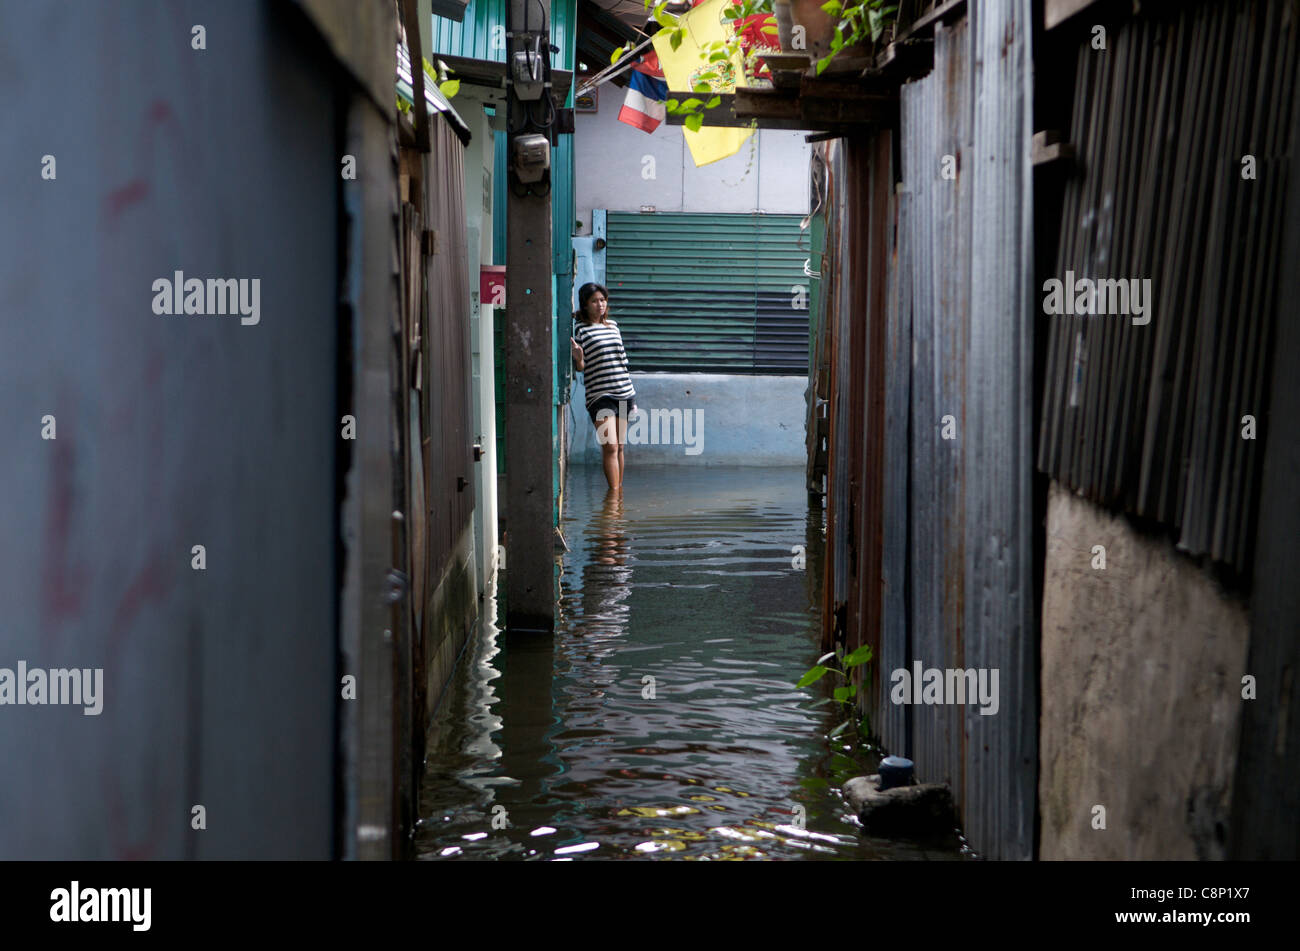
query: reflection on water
[{"left": 416, "top": 465, "right": 969, "bottom": 860}]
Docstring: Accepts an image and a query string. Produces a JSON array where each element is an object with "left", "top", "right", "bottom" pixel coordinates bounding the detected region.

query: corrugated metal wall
[
  {"left": 963, "top": 0, "right": 1037, "bottom": 863},
  {"left": 432, "top": 0, "right": 508, "bottom": 62},
  {"left": 898, "top": 16, "right": 972, "bottom": 827},
  {"left": 1036, "top": 0, "right": 1299, "bottom": 576},
  {"left": 818, "top": 0, "right": 1036, "bottom": 860},
  {"left": 605, "top": 212, "right": 811, "bottom": 373}
]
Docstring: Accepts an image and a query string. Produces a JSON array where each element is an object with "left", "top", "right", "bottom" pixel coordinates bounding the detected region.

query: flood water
[{"left": 416, "top": 464, "right": 970, "bottom": 860}]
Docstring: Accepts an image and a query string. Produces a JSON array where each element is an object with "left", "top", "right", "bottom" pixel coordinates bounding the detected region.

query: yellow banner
[{"left": 652, "top": 0, "right": 754, "bottom": 167}]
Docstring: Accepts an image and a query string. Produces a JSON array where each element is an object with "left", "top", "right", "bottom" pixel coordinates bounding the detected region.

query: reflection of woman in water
[
  {"left": 582, "top": 490, "right": 632, "bottom": 626},
  {"left": 571, "top": 283, "right": 636, "bottom": 492}
]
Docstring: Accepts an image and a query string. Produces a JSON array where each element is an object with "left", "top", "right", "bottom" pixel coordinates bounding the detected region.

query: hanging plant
[{"left": 815, "top": 0, "right": 898, "bottom": 74}]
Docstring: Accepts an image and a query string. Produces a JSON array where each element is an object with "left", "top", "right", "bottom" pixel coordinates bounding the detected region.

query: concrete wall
[
  {"left": 567, "top": 373, "right": 806, "bottom": 466},
  {"left": 1038, "top": 482, "right": 1250, "bottom": 860},
  {"left": 573, "top": 89, "right": 810, "bottom": 231}
]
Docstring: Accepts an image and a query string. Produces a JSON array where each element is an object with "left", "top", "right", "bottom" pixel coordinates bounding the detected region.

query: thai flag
[{"left": 617, "top": 52, "right": 669, "bottom": 133}]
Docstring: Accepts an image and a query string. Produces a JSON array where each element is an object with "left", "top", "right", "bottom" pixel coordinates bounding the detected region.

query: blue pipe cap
[{"left": 878, "top": 756, "right": 914, "bottom": 790}]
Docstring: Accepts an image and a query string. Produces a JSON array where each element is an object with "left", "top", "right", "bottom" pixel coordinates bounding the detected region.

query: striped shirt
[{"left": 574, "top": 318, "right": 636, "bottom": 408}]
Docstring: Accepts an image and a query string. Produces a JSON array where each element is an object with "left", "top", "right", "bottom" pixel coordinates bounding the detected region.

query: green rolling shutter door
[{"left": 603, "top": 212, "right": 809, "bottom": 374}]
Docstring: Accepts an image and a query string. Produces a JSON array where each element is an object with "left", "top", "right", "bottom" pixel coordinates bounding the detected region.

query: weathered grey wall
[
  {"left": 568, "top": 373, "right": 806, "bottom": 466},
  {"left": 574, "top": 93, "right": 810, "bottom": 229},
  {"left": 0, "top": 0, "right": 347, "bottom": 858},
  {"left": 1039, "top": 482, "right": 1249, "bottom": 860}
]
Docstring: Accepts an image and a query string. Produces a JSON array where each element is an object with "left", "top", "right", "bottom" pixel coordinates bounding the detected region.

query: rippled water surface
[{"left": 416, "top": 464, "right": 968, "bottom": 860}]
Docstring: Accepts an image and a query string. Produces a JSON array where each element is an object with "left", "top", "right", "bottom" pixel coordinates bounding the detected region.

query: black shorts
[{"left": 587, "top": 395, "right": 636, "bottom": 426}]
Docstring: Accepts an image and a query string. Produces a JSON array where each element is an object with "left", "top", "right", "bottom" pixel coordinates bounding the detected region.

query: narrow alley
[{"left": 3, "top": 0, "right": 1299, "bottom": 901}]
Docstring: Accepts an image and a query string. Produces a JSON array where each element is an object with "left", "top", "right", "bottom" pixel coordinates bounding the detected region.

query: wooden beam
[
  {"left": 665, "top": 82, "right": 895, "bottom": 132},
  {"left": 1031, "top": 130, "right": 1076, "bottom": 167},
  {"left": 895, "top": 0, "right": 967, "bottom": 43},
  {"left": 399, "top": 0, "right": 430, "bottom": 152}
]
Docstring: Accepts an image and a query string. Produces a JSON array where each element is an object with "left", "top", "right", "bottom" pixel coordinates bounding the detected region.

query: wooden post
[{"left": 504, "top": 0, "right": 555, "bottom": 632}]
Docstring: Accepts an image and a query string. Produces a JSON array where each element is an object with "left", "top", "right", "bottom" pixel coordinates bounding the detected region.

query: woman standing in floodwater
[{"left": 571, "top": 282, "right": 636, "bottom": 491}]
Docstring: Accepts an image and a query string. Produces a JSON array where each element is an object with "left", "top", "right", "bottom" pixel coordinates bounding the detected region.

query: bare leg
[
  {"left": 615, "top": 410, "right": 629, "bottom": 488},
  {"left": 596, "top": 413, "right": 619, "bottom": 490}
]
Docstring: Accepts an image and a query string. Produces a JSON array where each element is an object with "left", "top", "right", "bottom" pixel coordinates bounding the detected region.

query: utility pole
[{"left": 504, "top": 0, "right": 555, "bottom": 632}]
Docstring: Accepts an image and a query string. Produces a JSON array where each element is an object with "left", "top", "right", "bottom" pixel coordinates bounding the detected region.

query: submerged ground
[{"left": 416, "top": 464, "right": 969, "bottom": 860}]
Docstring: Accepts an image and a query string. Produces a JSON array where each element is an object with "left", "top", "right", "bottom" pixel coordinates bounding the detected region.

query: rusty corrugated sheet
[
  {"left": 824, "top": 1, "right": 1036, "bottom": 860},
  {"left": 894, "top": 19, "right": 973, "bottom": 808}
]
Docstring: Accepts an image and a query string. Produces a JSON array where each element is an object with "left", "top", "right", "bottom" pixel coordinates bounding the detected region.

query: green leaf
[
  {"left": 816, "top": 54, "right": 833, "bottom": 75},
  {"left": 796, "top": 665, "right": 830, "bottom": 688},
  {"left": 761, "top": 24, "right": 779, "bottom": 34},
  {"left": 653, "top": 2, "right": 676, "bottom": 28},
  {"left": 670, "top": 27, "right": 685, "bottom": 51},
  {"left": 868, "top": 7, "right": 884, "bottom": 41},
  {"left": 833, "top": 686, "right": 854, "bottom": 702},
  {"left": 821, "top": 0, "right": 843, "bottom": 14},
  {"left": 706, "top": 95, "right": 721, "bottom": 108},
  {"left": 709, "top": 49, "right": 731, "bottom": 62},
  {"left": 664, "top": 99, "right": 680, "bottom": 114},
  {"left": 681, "top": 97, "right": 704, "bottom": 110},
  {"left": 684, "top": 113, "right": 704, "bottom": 132},
  {"left": 829, "top": 720, "right": 851, "bottom": 738},
  {"left": 611, "top": 45, "right": 626, "bottom": 64},
  {"left": 844, "top": 644, "right": 874, "bottom": 668},
  {"left": 439, "top": 79, "right": 460, "bottom": 98}
]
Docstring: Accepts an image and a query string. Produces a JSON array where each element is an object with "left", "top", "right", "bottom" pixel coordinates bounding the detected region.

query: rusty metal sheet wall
[
  {"left": 822, "top": 141, "right": 853, "bottom": 652},
  {"left": 881, "top": 162, "right": 912, "bottom": 751},
  {"left": 894, "top": 19, "right": 974, "bottom": 803},
  {"left": 859, "top": 132, "right": 893, "bottom": 713}
]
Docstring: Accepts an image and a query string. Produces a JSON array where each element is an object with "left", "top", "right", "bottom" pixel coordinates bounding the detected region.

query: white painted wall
[{"left": 573, "top": 86, "right": 810, "bottom": 232}]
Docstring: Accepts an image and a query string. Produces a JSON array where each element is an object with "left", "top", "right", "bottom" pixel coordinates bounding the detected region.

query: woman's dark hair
[{"left": 574, "top": 282, "right": 610, "bottom": 323}]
